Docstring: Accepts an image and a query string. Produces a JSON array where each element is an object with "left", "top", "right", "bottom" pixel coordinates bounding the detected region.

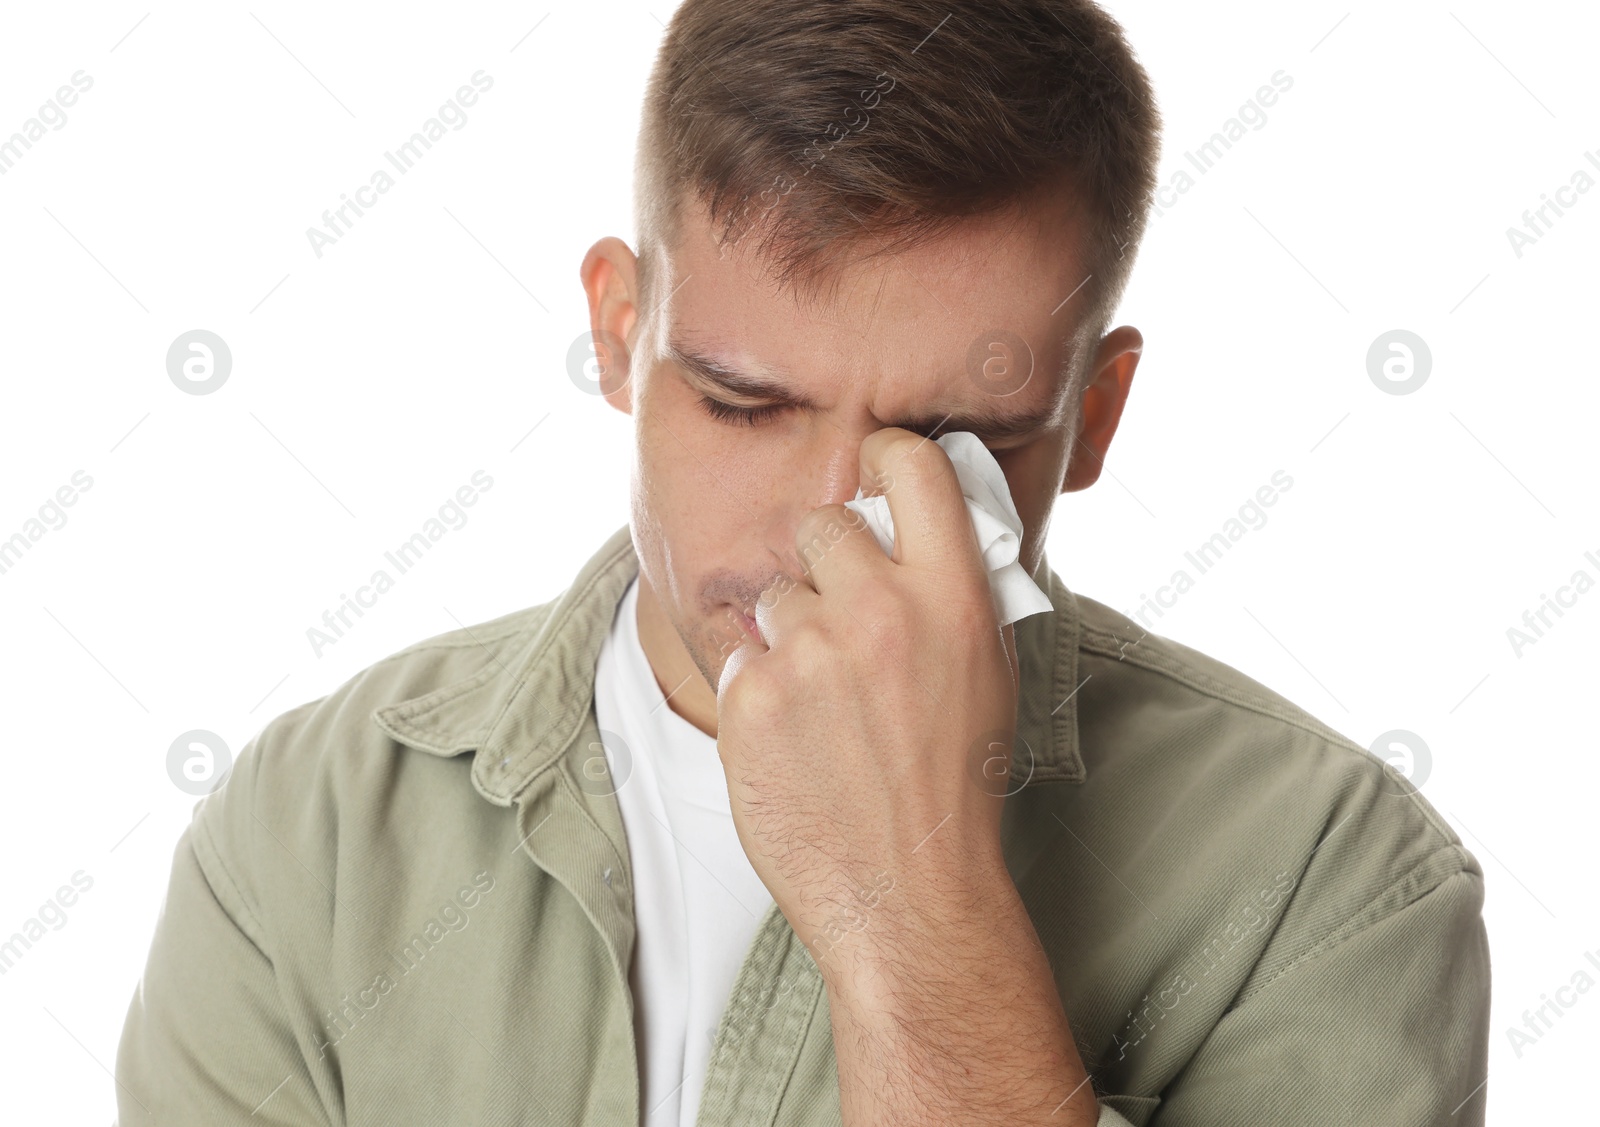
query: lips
[{"left": 739, "top": 612, "right": 760, "bottom": 641}]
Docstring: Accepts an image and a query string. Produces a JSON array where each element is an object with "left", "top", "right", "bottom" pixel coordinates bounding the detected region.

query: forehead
[{"left": 657, "top": 197, "right": 1095, "bottom": 420}]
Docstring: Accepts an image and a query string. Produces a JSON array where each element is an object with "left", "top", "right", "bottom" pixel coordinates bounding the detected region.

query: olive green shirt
[{"left": 116, "top": 523, "right": 1490, "bottom": 1125}]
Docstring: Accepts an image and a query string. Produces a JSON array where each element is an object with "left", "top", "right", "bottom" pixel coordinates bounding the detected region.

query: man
[{"left": 116, "top": 1, "right": 1490, "bottom": 1124}]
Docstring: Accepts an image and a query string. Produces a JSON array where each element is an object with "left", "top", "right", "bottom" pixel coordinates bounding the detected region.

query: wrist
[{"left": 815, "top": 851, "right": 1024, "bottom": 1009}]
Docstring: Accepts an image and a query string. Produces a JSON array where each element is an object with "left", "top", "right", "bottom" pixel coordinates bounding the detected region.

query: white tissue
[{"left": 842, "top": 431, "right": 1055, "bottom": 628}]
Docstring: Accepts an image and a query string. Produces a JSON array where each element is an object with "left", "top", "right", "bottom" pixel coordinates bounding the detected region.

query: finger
[
  {"left": 751, "top": 567, "right": 823, "bottom": 649},
  {"left": 792, "top": 502, "right": 888, "bottom": 596},
  {"left": 716, "top": 631, "right": 765, "bottom": 704},
  {"left": 858, "top": 427, "right": 985, "bottom": 580}
]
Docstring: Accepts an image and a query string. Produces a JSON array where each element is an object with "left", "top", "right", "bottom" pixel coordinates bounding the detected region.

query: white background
[{"left": 0, "top": 1, "right": 1594, "bottom": 1122}]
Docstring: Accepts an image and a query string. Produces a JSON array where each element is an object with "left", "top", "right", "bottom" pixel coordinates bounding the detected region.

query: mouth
[{"left": 735, "top": 608, "right": 761, "bottom": 641}]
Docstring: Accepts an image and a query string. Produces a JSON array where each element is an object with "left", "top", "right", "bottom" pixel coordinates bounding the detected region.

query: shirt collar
[{"left": 373, "top": 523, "right": 1086, "bottom": 804}]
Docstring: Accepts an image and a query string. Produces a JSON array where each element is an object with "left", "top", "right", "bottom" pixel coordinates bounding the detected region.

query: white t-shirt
[{"left": 592, "top": 575, "right": 776, "bottom": 1127}]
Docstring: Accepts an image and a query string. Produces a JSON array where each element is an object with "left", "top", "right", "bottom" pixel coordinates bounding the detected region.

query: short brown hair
[{"left": 633, "top": 0, "right": 1161, "bottom": 389}]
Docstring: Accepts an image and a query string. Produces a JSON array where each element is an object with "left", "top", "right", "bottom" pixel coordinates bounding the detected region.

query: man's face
[{"left": 590, "top": 196, "right": 1108, "bottom": 693}]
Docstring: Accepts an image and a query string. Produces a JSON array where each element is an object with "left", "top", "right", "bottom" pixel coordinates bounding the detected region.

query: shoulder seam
[{"left": 1236, "top": 847, "right": 1480, "bottom": 1010}]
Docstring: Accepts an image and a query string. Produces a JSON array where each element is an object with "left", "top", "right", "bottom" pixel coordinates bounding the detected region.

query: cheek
[
  {"left": 642, "top": 375, "right": 795, "bottom": 504},
  {"left": 993, "top": 443, "right": 1063, "bottom": 539},
  {"left": 633, "top": 376, "right": 711, "bottom": 495},
  {"left": 639, "top": 366, "right": 748, "bottom": 471},
  {"left": 629, "top": 398, "right": 759, "bottom": 555},
  {"left": 995, "top": 448, "right": 1044, "bottom": 507}
]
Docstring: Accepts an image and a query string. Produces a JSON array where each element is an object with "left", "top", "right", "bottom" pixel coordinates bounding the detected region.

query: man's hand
[
  {"left": 714, "top": 425, "right": 1021, "bottom": 976},
  {"left": 715, "top": 427, "right": 1097, "bottom": 1125}
]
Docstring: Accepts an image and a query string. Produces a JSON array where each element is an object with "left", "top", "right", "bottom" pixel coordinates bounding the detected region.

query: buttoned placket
[{"left": 497, "top": 702, "right": 644, "bottom": 1125}]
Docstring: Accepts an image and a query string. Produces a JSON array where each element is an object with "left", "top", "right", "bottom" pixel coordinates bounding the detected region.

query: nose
[
  {"left": 816, "top": 432, "right": 864, "bottom": 508},
  {"left": 769, "top": 427, "right": 864, "bottom": 576}
]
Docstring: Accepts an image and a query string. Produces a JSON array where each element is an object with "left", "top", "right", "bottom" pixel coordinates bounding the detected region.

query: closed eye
[
  {"left": 695, "top": 395, "right": 788, "bottom": 427},
  {"left": 695, "top": 391, "right": 1023, "bottom": 453}
]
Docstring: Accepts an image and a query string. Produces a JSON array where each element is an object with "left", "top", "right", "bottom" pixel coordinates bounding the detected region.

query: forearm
[{"left": 820, "top": 861, "right": 1098, "bottom": 1126}]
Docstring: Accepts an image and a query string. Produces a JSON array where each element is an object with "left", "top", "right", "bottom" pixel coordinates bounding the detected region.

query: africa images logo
[{"left": 306, "top": 70, "right": 495, "bottom": 257}]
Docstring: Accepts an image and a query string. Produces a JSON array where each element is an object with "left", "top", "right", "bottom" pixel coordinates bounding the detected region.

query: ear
[
  {"left": 1062, "top": 324, "right": 1142, "bottom": 494},
  {"left": 578, "top": 236, "right": 641, "bottom": 416}
]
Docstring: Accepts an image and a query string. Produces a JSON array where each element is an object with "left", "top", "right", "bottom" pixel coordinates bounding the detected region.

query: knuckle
[
  {"left": 727, "top": 661, "right": 788, "bottom": 718},
  {"left": 786, "top": 619, "right": 832, "bottom": 664}
]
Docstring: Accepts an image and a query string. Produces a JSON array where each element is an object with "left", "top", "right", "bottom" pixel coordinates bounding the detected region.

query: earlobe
[{"left": 1061, "top": 325, "right": 1142, "bottom": 494}]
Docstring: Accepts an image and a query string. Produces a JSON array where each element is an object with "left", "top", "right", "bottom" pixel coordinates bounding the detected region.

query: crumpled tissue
[{"left": 842, "top": 431, "right": 1055, "bottom": 627}]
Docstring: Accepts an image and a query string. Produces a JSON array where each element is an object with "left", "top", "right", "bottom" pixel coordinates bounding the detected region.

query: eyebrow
[{"left": 664, "top": 339, "right": 1061, "bottom": 442}]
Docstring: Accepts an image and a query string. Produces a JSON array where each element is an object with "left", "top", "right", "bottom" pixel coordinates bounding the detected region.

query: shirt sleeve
[
  {"left": 1150, "top": 865, "right": 1491, "bottom": 1126},
  {"left": 114, "top": 814, "right": 333, "bottom": 1125}
]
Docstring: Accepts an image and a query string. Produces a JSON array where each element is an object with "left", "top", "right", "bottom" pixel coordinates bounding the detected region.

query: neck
[{"left": 633, "top": 572, "right": 721, "bottom": 739}]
